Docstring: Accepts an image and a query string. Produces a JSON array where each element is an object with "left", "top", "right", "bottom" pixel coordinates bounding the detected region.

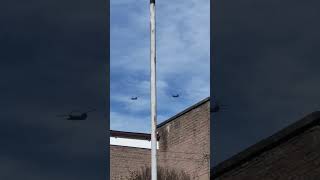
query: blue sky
[{"left": 110, "top": 0, "right": 210, "bottom": 133}]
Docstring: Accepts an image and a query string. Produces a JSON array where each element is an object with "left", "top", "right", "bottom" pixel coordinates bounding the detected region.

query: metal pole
[{"left": 150, "top": 0, "right": 157, "bottom": 179}]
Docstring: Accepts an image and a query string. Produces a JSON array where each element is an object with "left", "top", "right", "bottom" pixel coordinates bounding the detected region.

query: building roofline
[
  {"left": 110, "top": 144, "right": 152, "bottom": 151},
  {"left": 110, "top": 130, "right": 151, "bottom": 140},
  {"left": 110, "top": 97, "right": 210, "bottom": 140},
  {"left": 211, "top": 111, "right": 320, "bottom": 179},
  {"left": 157, "top": 97, "right": 210, "bottom": 128},
  {"left": 110, "top": 130, "right": 160, "bottom": 140}
]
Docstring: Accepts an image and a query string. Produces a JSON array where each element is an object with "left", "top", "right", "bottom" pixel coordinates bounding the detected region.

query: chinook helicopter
[
  {"left": 57, "top": 108, "right": 96, "bottom": 120},
  {"left": 172, "top": 94, "right": 180, "bottom": 98}
]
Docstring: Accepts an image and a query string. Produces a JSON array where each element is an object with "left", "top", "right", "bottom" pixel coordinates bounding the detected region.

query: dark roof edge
[
  {"left": 157, "top": 97, "right": 210, "bottom": 128},
  {"left": 110, "top": 144, "right": 151, "bottom": 151},
  {"left": 110, "top": 130, "right": 160, "bottom": 140},
  {"left": 110, "top": 130, "right": 151, "bottom": 140},
  {"left": 211, "top": 111, "right": 320, "bottom": 179}
]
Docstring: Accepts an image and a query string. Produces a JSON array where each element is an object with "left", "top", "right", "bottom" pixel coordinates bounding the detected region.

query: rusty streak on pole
[{"left": 150, "top": 0, "right": 157, "bottom": 179}]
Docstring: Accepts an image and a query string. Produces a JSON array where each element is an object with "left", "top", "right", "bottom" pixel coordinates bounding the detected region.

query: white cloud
[{"left": 110, "top": 111, "right": 150, "bottom": 132}]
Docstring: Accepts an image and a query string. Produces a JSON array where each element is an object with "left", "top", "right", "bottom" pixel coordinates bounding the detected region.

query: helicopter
[
  {"left": 172, "top": 94, "right": 180, "bottom": 98},
  {"left": 131, "top": 96, "right": 138, "bottom": 100},
  {"left": 57, "top": 108, "right": 96, "bottom": 120}
]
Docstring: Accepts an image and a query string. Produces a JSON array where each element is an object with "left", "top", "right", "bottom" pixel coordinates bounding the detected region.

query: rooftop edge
[{"left": 211, "top": 111, "right": 320, "bottom": 179}]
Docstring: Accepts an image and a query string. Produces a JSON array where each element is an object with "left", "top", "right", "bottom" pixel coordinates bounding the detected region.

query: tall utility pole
[{"left": 149, "top": 0, "right": 157, "bottom": 179}]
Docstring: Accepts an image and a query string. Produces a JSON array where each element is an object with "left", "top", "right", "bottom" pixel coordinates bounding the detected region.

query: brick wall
[
  {"left": 215, "top": 126, "right": 320, "bottom": 180},
  {"left": 158, "top": 100, "right": 210, "bottom": 180},
  {"left": 110, "top": 98, "right": 210, "bottom": 180},
  {"left": 110, "top": 145, "right": 151, "bottom": 180}
]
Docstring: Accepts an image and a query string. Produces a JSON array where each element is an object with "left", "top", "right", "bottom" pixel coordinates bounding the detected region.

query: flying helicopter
[
  {"left": 57, "top": 108, "right": 96, "bottom": 120},
  {"left": 172, "top": 94, "right": 180, "bottom": 98},
  {"left": 131, "top": 96, "right": 138, "bottom": 100}
]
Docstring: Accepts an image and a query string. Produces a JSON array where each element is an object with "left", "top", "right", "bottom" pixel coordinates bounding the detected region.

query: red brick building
[
  {"left": 110, "top": 97, "right": 210, "bottom": 180},
  {"left": 211, "top": 111, "right": 320, "bottom": 180}
]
